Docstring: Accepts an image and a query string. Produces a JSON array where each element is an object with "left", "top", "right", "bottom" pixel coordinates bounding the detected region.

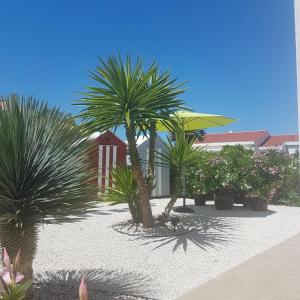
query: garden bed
[
  {"left": 112, "top": 219, "right": 193, "bottom": 237},
  {"left": 33, "top": 198, "right": 300, "bottom": 300}
]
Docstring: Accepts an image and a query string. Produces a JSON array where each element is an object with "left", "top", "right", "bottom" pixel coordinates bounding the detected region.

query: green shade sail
[{"left": 156, "top": 110, "right": 237, "bottom": 132}]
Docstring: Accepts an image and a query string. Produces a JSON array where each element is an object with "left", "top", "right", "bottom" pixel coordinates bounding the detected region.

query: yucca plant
[
  {"left": 77, "top": 54, "right": 185, "bottom": 228},
  {"left": 0, "top": 94, "right": 97, "bottom": 284},
  {"left": 103, "top": 166, "right": 139, "bottom": 223},
  {"left": 158, "top": 129, "right": 201, "bottom": 218}
]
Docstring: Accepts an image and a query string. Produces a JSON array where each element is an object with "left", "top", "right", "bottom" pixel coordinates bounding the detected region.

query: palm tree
[
  {"left": 77, "top": 54, "right": 185, "bottom": 228},
  {"left": 0, "top": 94, "right": 97, "bottom": 283},
  {"left": 158, "top": 129, "right": 201, "bottom": 219}
]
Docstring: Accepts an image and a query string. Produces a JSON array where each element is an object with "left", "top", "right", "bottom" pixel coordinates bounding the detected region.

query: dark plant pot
[
  {"left": 232, "top": 190, "right": 246, "bottom": 205},
  {"left": 215, "top": 192, "right": 233, "bottom": 210},
  {"left": 194, "top": 194, "right": 207, "bottom": 206},
  {"left": 245, "top": 196, "right": 268, "bottom": 211}
]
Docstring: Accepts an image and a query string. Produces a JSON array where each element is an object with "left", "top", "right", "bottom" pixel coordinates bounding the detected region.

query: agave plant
[
  {"left": 77, "top": 54, "right": 185, "bottom": 228},
  {"left": 104, "top": 166, "right": 139, "bottom": 223},
  {"left": 0, "top": 94, "right": 97, "bottom": 283}
]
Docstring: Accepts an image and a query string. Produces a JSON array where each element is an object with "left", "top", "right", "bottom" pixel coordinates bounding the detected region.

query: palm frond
[{"left": 76, "top": 54, "right": 186, "bottom": 134}]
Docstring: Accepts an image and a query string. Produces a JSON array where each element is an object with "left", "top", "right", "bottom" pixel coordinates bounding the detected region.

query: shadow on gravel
[
  {"left": 134, "top": 208, "right": 235, "bottom": 252},
  {"left": 137, "top": 204, "right": 276, "bottom": 252},
  {"left": 34, "top": 269, "right": 157, "bottom": 300}
]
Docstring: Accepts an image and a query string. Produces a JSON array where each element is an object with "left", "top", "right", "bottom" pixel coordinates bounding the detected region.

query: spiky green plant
[
  {"left": 158, "top": 129, "right": 201, "bottom": 218},
  {"left": 0, "top": 94, "right": 97, "bottom": 283},
  {"left": 77, "top": 54, "right": 185, "bottom": 228},
  {"left": 104, "top": 166, "right": 139, "bottom": 223}
]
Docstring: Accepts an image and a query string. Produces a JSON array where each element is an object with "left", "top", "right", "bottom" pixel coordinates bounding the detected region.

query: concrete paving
[{"left": 178, "top": 233, "right": 300, "bottom": 300}]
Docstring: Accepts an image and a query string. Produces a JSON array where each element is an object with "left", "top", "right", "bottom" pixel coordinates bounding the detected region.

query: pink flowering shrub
[
  {"left": 250, "top": 149, "right": 297, "bottom": 202},
  {"left": 186, "top": 146, "right": 299, "bottom": 205}
]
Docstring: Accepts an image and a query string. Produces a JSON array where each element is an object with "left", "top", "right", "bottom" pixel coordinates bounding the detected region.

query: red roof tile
[
  {"left": 195, "top": 130, "right": 269, "bottom": 144},
  {"left": 262, "top": 135, "right": 299, "bottom": 147}
]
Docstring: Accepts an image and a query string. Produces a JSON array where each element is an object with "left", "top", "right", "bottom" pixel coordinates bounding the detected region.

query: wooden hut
[{"left": 90, "top": 131, "right": 126, "bottom": 193}]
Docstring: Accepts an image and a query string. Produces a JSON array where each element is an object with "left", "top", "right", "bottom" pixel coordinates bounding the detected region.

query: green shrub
[{"left": 186, "top": 151, "right": 218, "bottom": 197}]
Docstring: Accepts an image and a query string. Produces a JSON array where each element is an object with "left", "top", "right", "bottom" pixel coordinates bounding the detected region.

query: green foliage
[
  {"left": 103, "top": 166, "right": 139, "bottom": 223},
  {"left": 186, "top": 151, "right": 217, "bottom": 196},
  {"left": 0, "top": 94, "right": 97, "bottom": 227},
  {"left": 216, "top": 145, "right": 254, "bottom": 192},
  {"left": 77, "top": 54, "right": 185, "bottom": 134},
  {"left": 185, "top": 145, "right": 300, "bottom": 206}
]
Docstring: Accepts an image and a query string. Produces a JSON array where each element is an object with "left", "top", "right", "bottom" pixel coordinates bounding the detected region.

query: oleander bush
[
  {"left": 186, "top": 146, "right": 300, "bottom": 207},
  {"left": 186, "top": 150, "right": 218, "bottom": 197},
  {"left": 251, "top": 150, "right": 299, "bottom": 204}
]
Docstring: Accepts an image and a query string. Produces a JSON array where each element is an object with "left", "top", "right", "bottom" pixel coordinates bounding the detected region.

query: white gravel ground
[{"left": 33, "top": 198, "right": 300, "bottom": 300}]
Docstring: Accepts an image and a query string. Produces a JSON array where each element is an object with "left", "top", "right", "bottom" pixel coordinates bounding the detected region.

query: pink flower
[
  {"left": 79, "top": 277, "right": 88, "bottom": 300},
  {"left": 0, "top": 269, "right": 24, "bottom": 293},
  {"left": 3, "top": 248, "right": 10, "bottom": 270}
]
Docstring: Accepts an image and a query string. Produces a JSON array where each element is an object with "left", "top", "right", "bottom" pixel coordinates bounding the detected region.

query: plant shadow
[
  {"left": 133, "top": 208, "right": 234, "bottom": 253},
  {"left": 134, "top": 204, "right": 275, "bottom": 253},
  {"left": 33, "top": 268, "right": 157, "bottom": 300}
]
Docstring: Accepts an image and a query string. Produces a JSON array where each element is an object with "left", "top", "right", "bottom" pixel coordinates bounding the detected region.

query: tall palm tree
[
  {"left": 77, "top": 54, "right": 185, "bottom": 228},
  {"left": 158, "top": 129, "right": 201, "bottom": 219},
  {"left": 0, "top": 94, "right": 97, "bottom": 283}
]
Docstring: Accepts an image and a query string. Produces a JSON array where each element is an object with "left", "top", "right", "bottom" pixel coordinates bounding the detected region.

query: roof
[
  {"left": 262, "top": 134, "right": 299, "bottom": 147},
  {"left": 94, "top": 130, "right": 127, "bottom": 147},
  {"left": 195, "top": 130, "right": 269, "bottom": 144}
]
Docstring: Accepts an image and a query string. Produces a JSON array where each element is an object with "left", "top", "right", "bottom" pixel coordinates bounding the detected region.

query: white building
[{"left": 193, "top": 130, "right": 299, "bottom": 154}]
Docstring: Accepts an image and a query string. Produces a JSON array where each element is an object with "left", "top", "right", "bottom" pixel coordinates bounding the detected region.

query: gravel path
[{"left": 33, "top": 198, "right": 300, "bottom": 299}]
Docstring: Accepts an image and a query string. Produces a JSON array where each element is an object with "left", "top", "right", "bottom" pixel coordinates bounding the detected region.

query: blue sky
[{"left": 0, "top": 0, "right": 297, "bottom": 135}]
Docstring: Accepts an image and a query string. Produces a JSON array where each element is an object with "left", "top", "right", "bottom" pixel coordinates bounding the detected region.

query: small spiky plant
[
  {"left": 104, "top": 166, "right": 139, "bottom": 223},
  {"left": 0, "top": 94, "right": 97, "bottom": 283}
]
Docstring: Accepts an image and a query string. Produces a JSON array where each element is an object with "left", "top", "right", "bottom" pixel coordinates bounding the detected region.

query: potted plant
[{"left": 244, "top": 192, "right": 268, "bottom": 211}]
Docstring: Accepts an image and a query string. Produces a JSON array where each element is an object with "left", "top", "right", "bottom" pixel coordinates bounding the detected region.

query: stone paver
[{"left": 177, "top": 233, "right": 300, "bottom": 300}]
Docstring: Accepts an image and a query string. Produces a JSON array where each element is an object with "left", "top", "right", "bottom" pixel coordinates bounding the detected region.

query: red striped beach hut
[{"left": 90, "top": 131, "right": 127, "bottom": 193}]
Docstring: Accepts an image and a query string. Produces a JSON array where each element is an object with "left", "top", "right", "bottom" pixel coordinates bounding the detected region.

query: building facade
[{"left": 194, "top": 130, "right": 299, "bottom": 154}]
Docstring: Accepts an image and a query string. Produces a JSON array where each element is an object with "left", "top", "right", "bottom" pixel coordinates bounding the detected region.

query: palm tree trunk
[
  {"left": 0, "top": 223, "right": 38, "bottom": 299},
  {"left": 163, "top": 169, "right": 181, "bottom": 217},
  {"left": 147, "top": 121, "right": 156, "bottom": 196},
  {"left": 125, "top": 126, "right": 154, "bottom": 228}
]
